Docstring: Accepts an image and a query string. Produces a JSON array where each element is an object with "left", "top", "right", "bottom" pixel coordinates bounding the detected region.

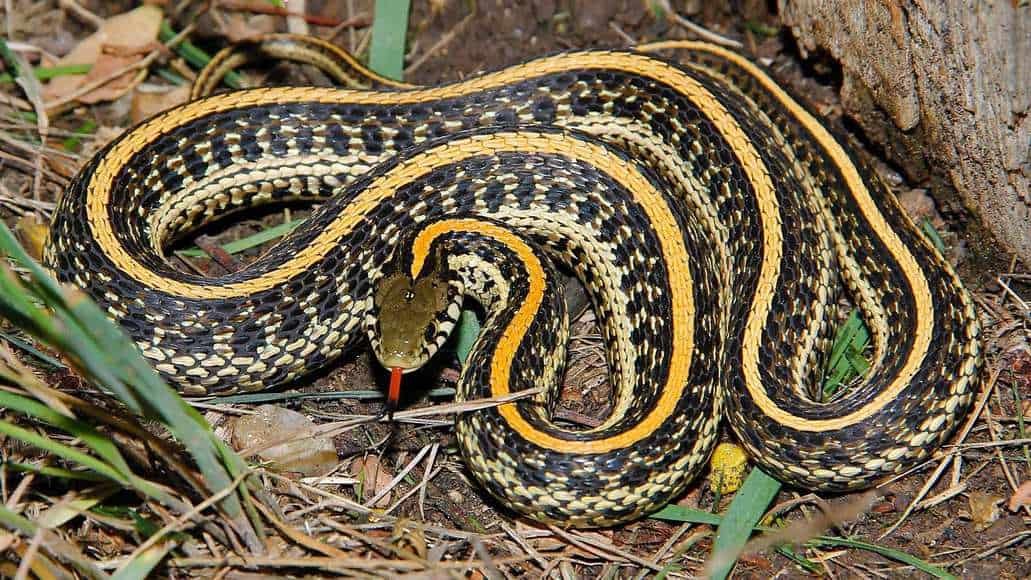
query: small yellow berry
[{"left": 709, "top": 442, "right": 749, "bottom": 494}]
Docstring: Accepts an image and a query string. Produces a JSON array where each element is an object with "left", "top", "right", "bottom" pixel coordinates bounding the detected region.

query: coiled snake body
[{"left": 44, "top": 36, "right": 983, "bottom": 526}]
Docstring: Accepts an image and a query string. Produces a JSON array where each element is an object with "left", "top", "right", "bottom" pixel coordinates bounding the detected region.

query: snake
[{"left": 42, "top": 34, "right": 983, "bottom": 527}]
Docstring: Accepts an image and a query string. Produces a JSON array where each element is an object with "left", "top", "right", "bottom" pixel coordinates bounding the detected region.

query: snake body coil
[{"left": 44, "top": 37, "right": 982, "bottom": 527}]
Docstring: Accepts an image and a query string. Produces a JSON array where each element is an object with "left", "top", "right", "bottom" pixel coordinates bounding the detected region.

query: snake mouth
[{"left": 373, "top": 349, "right": 429, "bottom": 374}]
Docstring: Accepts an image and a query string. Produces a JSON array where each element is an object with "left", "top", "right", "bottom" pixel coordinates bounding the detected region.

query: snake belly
[{"left": 43, "top": 40, "right": 983, "bottom": 526}]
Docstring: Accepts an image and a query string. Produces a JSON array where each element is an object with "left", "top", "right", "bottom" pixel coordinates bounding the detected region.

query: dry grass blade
[
  {"left": 238, "top": 387, "right": 543, "bottom": 459},
  {"left": 651, "top": 0, "right": 743, "bottom": 47},
  {"left": 251, "top": 501, "right": 351, "bottom": 559}
]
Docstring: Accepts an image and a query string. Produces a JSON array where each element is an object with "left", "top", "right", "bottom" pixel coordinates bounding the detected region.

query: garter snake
[{"left": 43, "top": 35, "right": 983, "bottom": 527}]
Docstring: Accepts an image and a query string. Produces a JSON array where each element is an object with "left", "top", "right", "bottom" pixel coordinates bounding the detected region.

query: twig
[
  {"left": 938, "top": 530, "right": 1031, "bottom": 566},
  {"left": 384, "top": 465, "right": 442, "bottom": 515},
  {"left": 651, "top": 0, "right": 743, "bottom": 48},
  {"left": 13, "top": 528, "right": 43, "bottom": 580},
  {"left": 548, "top": 526, "right": 665, "bottom": 572},
  {"left": 501, "top": 523, "right": 550, "bottom": 571},
  {"left": 637, "top": 522, "right": 692, "bottom": 580},
  {"left": 363, "top": 443, "right": 433, "bottom": 508},
  {"left": 985, "top": 384, "right": 1031, "bottom": 517},
  {"left": 58, "top": 0, "right": 104, "bottom": 28},
  {"left": 609, "top": 22, "right": 638, "bottom": 46},
  {"left": 404, "top": 11, "right": 475, "bottom": 76},
  {"left": 997, "top": 276, "right": 1030, "bottom": 313},
  {"left": 252, "top": 500, "right": 351, "bottom": 558},
  {"left": 168, "top": 554, "right": 533, "bottom": 571},
  {"left": 4, "top": 0, "right": 12, "bottom": 39},
  {"left": 194, "top": 235, "right": 241, "bottom": 272},
  {"left": 417, "top": 442, "right": 439, "bottom": 519}
]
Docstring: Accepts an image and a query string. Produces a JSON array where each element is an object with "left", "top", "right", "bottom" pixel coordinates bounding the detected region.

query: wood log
[{"left": 778, "top": 0, "right": 1030, "bottom": 265}]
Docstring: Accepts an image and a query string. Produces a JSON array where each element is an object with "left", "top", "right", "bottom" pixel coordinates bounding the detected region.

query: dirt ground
[{"left": 1, "top": 0, "right": 1030, "bottom": 577}]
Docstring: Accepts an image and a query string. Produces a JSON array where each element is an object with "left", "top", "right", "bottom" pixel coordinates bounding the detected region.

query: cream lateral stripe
[
  {"left": 638, "top": 40, "right": 935, "bottom": 432},
  {"left": 88, "top": 52, "right": 743, "bottom": 296},
  {"left": 86, "top": 49, "right": 930, "bottom": 432},
  {"left": 404, "top": 139, "right": 695, "bottom": 453}
]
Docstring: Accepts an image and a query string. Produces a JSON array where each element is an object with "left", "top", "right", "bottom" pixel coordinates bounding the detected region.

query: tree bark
[{"left": 778, "top": 0, "right": 1030, "bottom": 264}]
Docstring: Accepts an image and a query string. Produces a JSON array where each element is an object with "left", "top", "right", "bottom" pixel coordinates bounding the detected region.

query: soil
[{"left": 1, "top": 0, "right": 1029, "bottom": 577}]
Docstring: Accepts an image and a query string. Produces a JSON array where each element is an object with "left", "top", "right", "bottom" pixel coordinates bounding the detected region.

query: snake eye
[{"left": 404, "top": 290, "right": 415, "bottom": 301}]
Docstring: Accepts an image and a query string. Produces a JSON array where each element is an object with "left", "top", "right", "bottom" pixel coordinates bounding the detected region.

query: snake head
[{"left": 366, "top": 269, "right": 462, "bottom": 373}]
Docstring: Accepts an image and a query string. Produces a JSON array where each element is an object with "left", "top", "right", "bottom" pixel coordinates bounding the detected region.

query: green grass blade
[
  {"left": 4, "top": 460, "right": 107, "bottom": 482},
  {"left": 0, "top": 223, "right": 262, "bottom": 546},
  {"left": 823, "top": 308, "right": 871, "bottom": 399},
  {"left": 62, "top": 119, "right": 98, "bottom": 151},
  {"left": 368, "top": 0, "right": 411, "bottom": 80},
  {"left": 0, "top": 330, "right": 65, "bottom": 368},
  {"left": 0, "top": 504, "right": 108, "bottom": 579},
  {"left": 653, "top": 504, "right": 954, "bottom": 577},
  {"left": 0, "top": 391, "right": 176, "bottom": 502},
  {"left": 175, "top": 218, "right": 304, "bottom": 258},
  {"left": 453, "top": 310, "right": 480, "bottom": 364},
  {"left": 807, "top": 537, "right": 957, "bottom": 579},
  {"left": 707, "top": 468, "right": 782, "bottom": 580},
  {"left": 0, "top": 419, "right": 127, "bottom": 484},
  {"left": 920, "top": 218, "right": 946, "bottom": 254},
  {"left": 36, "top": 484, "right": 121, "bottom": 528},
  {"left": 0, "top": 63, "right": 92, "bottom": 84},
  {"left": 158, "top": 21, "right": 243, "bottom": 89},
  {"left": 111, "top": 543, "right": 175, "bottom": 580},
  {"left": 648, "top": 504, "right": 724, "bottom": 526}
]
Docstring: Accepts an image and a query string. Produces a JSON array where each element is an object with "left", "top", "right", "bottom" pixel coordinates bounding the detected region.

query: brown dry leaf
[
  {"left": 130, "top": 85, "right": 191, "bottom": 124},
  {"left": 898, "top": 188, "right": 942, "bottom": 226},
  {"left": 1007, "top": 480, "right": 1031, "bottom": 512},
  {"left": 231, "top": 405, "right": 338, "bottom": 476},
  {"left": 350, "top": 455, "right": 394, "bottom": 508},
  {"left": 15, "top": 214, "right": 49, "bottom": 261},
  {"left": 967, "top": 491, "right": 1003, "bottom": 531},
  {"left": 42, "top": 5, "right": 164, "bottom": 104},
  {"left": 222, "top": 13, "right": 279, "bottom": 43},
  {"left": 44, "top": 153, "right": 81, "bottom": 180},
  {"left": 391, "top": 519, "right": 428, "bottom": 559}
]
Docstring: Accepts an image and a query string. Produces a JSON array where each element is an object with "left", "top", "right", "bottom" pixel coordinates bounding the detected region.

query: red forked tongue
[{"left": 386, "top": 367, "right": 403, "bottom": 418}]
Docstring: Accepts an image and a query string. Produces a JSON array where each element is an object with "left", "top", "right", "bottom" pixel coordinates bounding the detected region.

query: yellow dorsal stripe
[
  {"left": 637, "top": 40, "right": 934, "bottom": 432},
  {"left": 85, "top": 49, "right": 930, "bottom": 432}
]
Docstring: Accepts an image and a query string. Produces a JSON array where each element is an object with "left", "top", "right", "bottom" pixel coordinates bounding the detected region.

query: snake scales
[{"left": 43, "top": 36, "right": 983, "bottom": 526}]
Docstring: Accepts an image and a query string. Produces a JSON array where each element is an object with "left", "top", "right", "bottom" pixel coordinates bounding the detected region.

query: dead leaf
[
  {"left": 130, "top": 85, "right": 191, "bottom": 124},
  {"left": 350, "top": 455, "right": 394, "bottom": 508},
  {"left": 1008, "top": 480, "right": 1031, "bottom": 512},
  {"left": 390, "top": 519, "right": 428, "bottom": 559},
  {"left": 221, "top": 13, "right": 279, "bottom": 43},
  {"left": 42, "top": 5, "right": 164, "bottom": 105},
  {"left": 15, "top": 214, "right": 49, "bottom": 261},
  {"left": 231, "top": 405, "right": 338, "bottom": 476},
  {"left": 44, "top": 154, "right": 81, "bottom": 180},
  {"left": 967, "top": 491, "right": 1002, "bottom": 531}
]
